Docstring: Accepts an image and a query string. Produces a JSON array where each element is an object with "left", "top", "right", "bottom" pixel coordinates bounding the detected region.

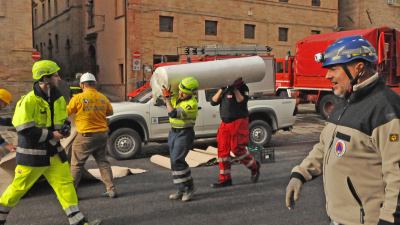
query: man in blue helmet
[{"left": 285, "top": 36, "right": 400, "bottom": 225}]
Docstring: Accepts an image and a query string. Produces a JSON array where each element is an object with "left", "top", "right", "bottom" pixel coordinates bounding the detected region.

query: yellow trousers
[{"left": 0, "top": 155, "right": 78, "bottom": 210}]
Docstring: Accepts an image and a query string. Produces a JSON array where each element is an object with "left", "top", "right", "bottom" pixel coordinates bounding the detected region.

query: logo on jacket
[
  {"left": 83, "top": 98, "right": 89, "bottom": 104},
  {"left": 389, "top": 134, "right": 399, "bottom": 142},
  {"left": 335, "top": 140, "right": 346, "bottom": 157}
]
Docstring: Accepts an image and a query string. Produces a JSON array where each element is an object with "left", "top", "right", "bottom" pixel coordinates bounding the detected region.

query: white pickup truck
[{"left": 107, "top": 88, "right": 296, "bottom": 159}]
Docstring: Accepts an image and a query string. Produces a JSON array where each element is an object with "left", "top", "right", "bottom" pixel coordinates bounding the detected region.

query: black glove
[
  {"left": 0, "top": 117, "right": 12, "bottom": 126},
  {"left": 232, "top": 78, "right": 244, "bottom": 89},
  {"left": 59, "top": 120, "right": 71, "bottom": 137}
]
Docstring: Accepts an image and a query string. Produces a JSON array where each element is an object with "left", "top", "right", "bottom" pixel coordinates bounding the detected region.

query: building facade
[
  {"left": 32, "top": 0, "right": 85, "bottom": 81},
  {"left": 0, "top": 0, "right": 34, "bottom": 104},
  {"left": 339, "top": 0, "right": 400, "bottom": 30},
  {"left": 86, "top": 0, "right": 338, "bottom": 99}
]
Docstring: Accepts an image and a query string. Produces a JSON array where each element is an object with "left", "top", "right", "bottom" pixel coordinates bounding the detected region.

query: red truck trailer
[{"left": 275, "top": 27, "right": 400, "bottom": 118}]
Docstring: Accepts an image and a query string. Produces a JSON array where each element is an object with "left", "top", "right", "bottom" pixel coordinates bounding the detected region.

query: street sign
[
  {"left": 32, "top": 51, "right": 41, "bottom": 61},
  {"left": 132, "top": 51, "right": 141, "bottom": 59},
  {"left": 133, "top": 58, "right": 141, "bottom": 71}
]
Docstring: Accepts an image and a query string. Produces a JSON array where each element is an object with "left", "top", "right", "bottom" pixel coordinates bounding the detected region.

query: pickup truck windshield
[{"left": 130, "top": 87, "right": 152, "bottom": 103}]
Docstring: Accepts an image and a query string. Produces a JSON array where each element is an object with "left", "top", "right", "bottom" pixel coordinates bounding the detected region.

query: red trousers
[{"left": 216, "top": 117, "right": 257, "bottom": 182}]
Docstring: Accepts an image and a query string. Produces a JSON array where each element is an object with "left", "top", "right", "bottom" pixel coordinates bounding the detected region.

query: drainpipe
[{"left": 124, "top": 0, "right": 128, "bottom": 100}]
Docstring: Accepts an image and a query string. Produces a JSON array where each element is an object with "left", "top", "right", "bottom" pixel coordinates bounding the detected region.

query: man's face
[
  {"left": 325, "top": 65, "right": 354, "bottom": 98},
  {"left": 48, "top": 72, "right": 61, "bottom": 87},
  {"left": 178, "top": 91, "right": 190, "bottom": 100}
]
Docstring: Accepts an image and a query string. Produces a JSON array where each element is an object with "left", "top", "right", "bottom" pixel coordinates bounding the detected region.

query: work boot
[
  {"left": 251, "top": 161, "right": 261, "bottom": 183},
  {"left": 182, "top": 186, "right": 195, "bottom": 202},
  {"left": 101, "top": 189, "right": 117, "bottom": 198},
  {"left": 210, "top": 179, "right": 232, "bottom": 188},
  {"left": 169, "top": 190, "right": 183, "bottom": 200}
]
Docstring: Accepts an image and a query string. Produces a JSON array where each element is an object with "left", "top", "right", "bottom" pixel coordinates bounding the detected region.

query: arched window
[{"left": 48, "top": 39, "right": 53, "bottom": 58}]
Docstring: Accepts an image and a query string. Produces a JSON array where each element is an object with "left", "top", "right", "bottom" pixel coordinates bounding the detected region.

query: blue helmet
[{"left": 315, "top": 36, "right": 377, "bottom": 68}]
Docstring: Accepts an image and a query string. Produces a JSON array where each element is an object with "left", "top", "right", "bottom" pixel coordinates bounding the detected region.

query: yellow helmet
[
  {"left": 178, "top": 77, "right": 199, "bottom": 95},
  {"left": 32, "top": 60, "right": 60, "bottom": 80},
  {"left": 0, "top": 89, "right": 12, "bottom": 105}
]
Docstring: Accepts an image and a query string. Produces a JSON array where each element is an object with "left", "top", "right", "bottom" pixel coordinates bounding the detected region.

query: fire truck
[{"left": 275, "top": 27, "right": 400, "bottom": 118}]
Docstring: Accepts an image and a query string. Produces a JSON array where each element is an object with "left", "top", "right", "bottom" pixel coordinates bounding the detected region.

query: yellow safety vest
[{"left": 169, "top": 96, "right": 198, "bottom": 128}]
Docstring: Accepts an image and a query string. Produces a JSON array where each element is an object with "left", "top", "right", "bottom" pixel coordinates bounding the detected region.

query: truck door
[
  {"left": 149, "top": 98, "right": 172, "bottom": 140},
  {"left": 196, "top": 89, "right": 220, "bottom": 137}
]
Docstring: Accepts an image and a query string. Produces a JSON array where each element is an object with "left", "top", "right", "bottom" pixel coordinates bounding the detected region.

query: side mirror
[{"left": 154, "top": 98, "right": 165, "bottom": 106}]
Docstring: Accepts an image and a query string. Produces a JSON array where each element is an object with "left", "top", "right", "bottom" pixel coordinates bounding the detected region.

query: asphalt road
[{"left": 5, "top": 105, "right": 331, "bottom": 225}]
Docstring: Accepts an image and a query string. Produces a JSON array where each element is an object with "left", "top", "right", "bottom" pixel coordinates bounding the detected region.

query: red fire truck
[{"left": 275, "top": 27, "right": 400, "bottom": 118}]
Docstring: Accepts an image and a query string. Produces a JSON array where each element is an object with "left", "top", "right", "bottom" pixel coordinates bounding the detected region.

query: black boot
[{"left": 210, "top": 179, "right": 232, "bottom": 188}]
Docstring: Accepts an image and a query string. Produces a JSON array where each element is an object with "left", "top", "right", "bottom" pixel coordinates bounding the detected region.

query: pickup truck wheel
[
  {"left": 249, "top": 120, "right": 272, "bottom": 146},
  {"left": 318, "top": 94, "right": 341, "bottom": 119},
  {"left": 108, "top": 128, "right": 142, "bottom": 160}
]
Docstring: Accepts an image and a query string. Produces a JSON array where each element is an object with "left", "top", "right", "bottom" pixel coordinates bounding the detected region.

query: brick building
[
  {"left": 32, "top": 0, "right": 86, "bottom": 81},
  {"left": 339, "top": 0, "right": 400, "bottom": 30},
  {"left": 0, "top": 0, "right": 34, "bottom": 104},
  {"left": 84, "top": 0, "right": 338, "bottom": 99}
]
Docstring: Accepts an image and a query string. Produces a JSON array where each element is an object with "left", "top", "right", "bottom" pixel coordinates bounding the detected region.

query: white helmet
[{"left": 80, "top": 72, "right": 96, "bottom": 83}]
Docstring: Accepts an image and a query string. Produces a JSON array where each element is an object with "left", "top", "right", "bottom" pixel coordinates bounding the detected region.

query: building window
[
  {"left": 205, "top": 20, "right": 218, "bottom": 36},
  {"left": 87, "top": 0, "right": 94, "bottom": 28},
  {"left": 312, "top": 0, "right": 321, "bottom": 6},
  {"left": 54, "top": 0, "right": 58, "bottom": 15},
  {"left": 279, "top": 0, "right": 289, "bottom": 2},
  {"left": 153, "top": 55, "right": 179, "bottom": 64},
  {"left": 115, "top": 0, "right": 125, "bottom": 18},
  {"left": 65, "top": 39, "right": 71, "bottom": 58},
  {"left": 159, "top": 16, "right": 174, "bottom": 32},
  {"left": 311, "top": 30, "right": 320, "bottom": 35},
  {"left": 244, "top": 24, "right": 255, "bottom": 39},
  {"left": 279, "top": 27, "right": 288, "bottom": 42},
  {"left": 40, "top": 43, "right": 43, "bottom": 54},
  {"left": 34, "top": 8, "right": 38, "bottom": 27},
  {"left": 55, "top": 34, "right": 59, "bottom": 52},
  {"left": 42, "top": 3, "right": 45, "bottom": 22},
  {"left": 48, "top": 39, "right": 53, "bottom": 58},
  {"left": 66, "top": 0, "right": 70, "bottom": 8},
  {"left": 48, "top": 0, "right": 51, "bottom": 18}
]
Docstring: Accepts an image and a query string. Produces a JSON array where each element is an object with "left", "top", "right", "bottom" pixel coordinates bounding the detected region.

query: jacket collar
[{"left": 349, "top": 73, "right": 384, "bottom": 103}]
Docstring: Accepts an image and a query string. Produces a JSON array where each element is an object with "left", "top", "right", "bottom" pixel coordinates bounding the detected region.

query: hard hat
[
  {"left": 0, "top": 89, "right": 12, "bottom": 105},
  {"left": 178, "top": 77, "right": 199, "bottom": 95},
  {"left": 315, "top": 36, "right": 377, "bottom": 68},
  {"left": 80, "top": 72, "right": 97, "bottom": 83},
  {"left": 32, "top": 60, "right": 61, "bottom": 80}
]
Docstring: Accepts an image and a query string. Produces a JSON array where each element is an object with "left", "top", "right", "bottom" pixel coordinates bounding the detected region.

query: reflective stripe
[
  {"left": 170, "top": 121, "right": 195, "bottom": 128},
  {"left": 219, "top": 169, "right": 231, "bottom": 175},
  {"left": 16, "top": 147, "right": 47, "bottom": 156},
  {"left": 176, "top": 107, "right": 185, "bottom": 118},
  {"left": 15, "top": 121, "right": 35, "bottom": 132},
  {"left": 65, "top": 205, "right": 80, "bottom": 216},
  {"left": 172, "top": 168, "right": 190, "bottom": 176},
  {"left": 0, "top": 205, "right": 11, "bottom": 213},
  {"left": 173, "top": 176, "right": 192, "bottom": 184},
  {"left": 217, "top": 157, "right": 230, "bottom": 162},
  {"left": 38, "top": 129, "right": 48, "bottom": 143},
  {"left": 235, "top": 152, "right": 250, "bottom": 161},
  {"left": 246, "top": 159, "right": 255, "bottom": 168},
  {"left": 68, "top": 212, "right": 85, "bottom": 225}
]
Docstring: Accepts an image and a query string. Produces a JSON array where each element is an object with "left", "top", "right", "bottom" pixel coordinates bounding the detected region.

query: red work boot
[
  {"left": 251, "top": 161, "right": 261, "bottom": 183},
  {"left": 210, "top": 179, "right": 232, "bottom": 188}
]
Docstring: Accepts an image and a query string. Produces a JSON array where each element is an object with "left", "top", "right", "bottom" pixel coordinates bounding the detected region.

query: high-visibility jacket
[
  {"left": 169, "top": 96, "right": 198, "bottom": 129},
  {"left": 12, "top": 83, "right": 68, "bottom": 167}
]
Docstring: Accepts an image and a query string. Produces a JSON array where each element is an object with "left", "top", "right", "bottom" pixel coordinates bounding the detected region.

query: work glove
[
  {"left": 231, "top": 77, "right": 244, "bottom": 89},
  {"left": 162, "top": 85, "right": 172, "bottom": 99},
  {"left": 285, "top": 177, "right": 303, "bottom": 210}
]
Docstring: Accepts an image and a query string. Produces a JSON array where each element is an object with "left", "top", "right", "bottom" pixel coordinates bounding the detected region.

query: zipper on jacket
[
  {"left": 338, "top": 100, "right": 350, "bottom": 121},
  {"left": 347, "top": 177, "right": 365, "bottom": 224}
]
